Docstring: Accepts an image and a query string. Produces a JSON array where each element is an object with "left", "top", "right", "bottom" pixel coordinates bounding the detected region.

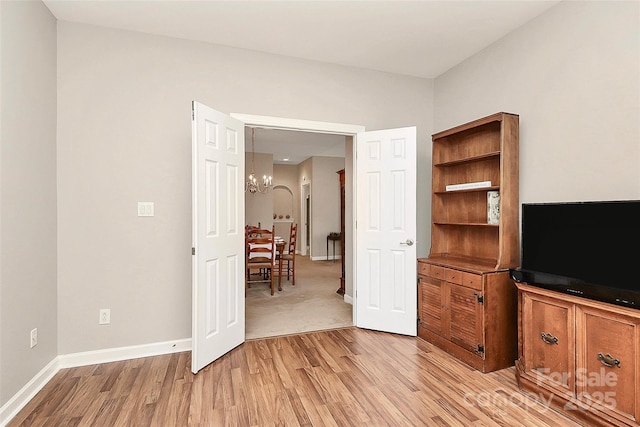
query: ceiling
[
  {"left": 42, "top": 0, "right": 560, "bottom": 164},
  {"left": 246, "top": 127, "right": 346, "bottom": 165}
]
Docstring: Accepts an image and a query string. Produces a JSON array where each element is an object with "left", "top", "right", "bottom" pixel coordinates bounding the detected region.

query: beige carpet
[{"left": 245, "top": 255, "right": 353, "bottom": 339}]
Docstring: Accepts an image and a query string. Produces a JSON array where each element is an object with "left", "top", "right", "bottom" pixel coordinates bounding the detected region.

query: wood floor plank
[
  {"left": 292, "top": 385, "right": 338, "bottom": 427},
  {"left": 378, "top": 381, "right": 440, "bottom": 426},
  {"left": 148, "top": 353, "right": 179, "bottom": 426},
  {"left": 110, "top": 357, "right": 152, "bottom": 425},
  {"left": 334, "top": 371, "right": 390, "bottom": 425},
  {"left": 268, "top": 341, "right": 295, "bottom": 390},
  {"left": 7, "top": 328, "right": 585, "bottom": 427},
  {"left": 284, "top": 387, "right": 313, "bottom": 426}
]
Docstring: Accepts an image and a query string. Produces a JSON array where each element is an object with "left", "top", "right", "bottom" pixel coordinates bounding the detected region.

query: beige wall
[
  {"left": 267, "top": 159, "right": 346, "bottom": 257},
  {"left": 245, "top": 152, "right": 274, "bottom": 229},
  {"left": 435, "top": 1, "right": 640, "bottom": 210},
  {"left": 56, "top": 21, "right": 433, "bottom": 355},
  {"left": 272, "top": 164, "right": 298, "bottom": 244},
  {"left": 0, "top": 0, "right": 58, "bottom": 406},
  {"left": 288, "top": 155, "right": 347, "bottom": 260},
  {"left": 310, "top": 157, "right": 345, "bottom": 259}
]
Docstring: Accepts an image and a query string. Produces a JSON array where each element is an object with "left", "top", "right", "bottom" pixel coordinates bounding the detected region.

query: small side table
[{"left": 326, "top": 233, "right": 341, "bottom": 262}]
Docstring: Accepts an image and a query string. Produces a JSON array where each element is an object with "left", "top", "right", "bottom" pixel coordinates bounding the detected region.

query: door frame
[
  {"left": 231, "top": 113, "right": 364, "bottom": 313},
  {"left": 301, "top": 182, "right": 311, "bottom": 256}
]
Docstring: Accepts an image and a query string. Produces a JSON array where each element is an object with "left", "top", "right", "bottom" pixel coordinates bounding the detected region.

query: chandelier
[{"left": 245, "top": 128, "right": 272, "bottom": 194}]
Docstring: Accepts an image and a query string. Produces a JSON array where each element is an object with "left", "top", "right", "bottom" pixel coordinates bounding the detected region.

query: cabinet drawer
[
  {"left": 418, "top": 262, "right": 430, "bottom": 276},
  {"left": 419, "top": 263, "right": 444, "bottom": 280},
  {"left": 462, "top": 272, "right": 482, "bottom": 291},
  {"left": 429, "top": 265, "right": 444, "bottom": 279},
  {"left": 445, "top": 268, "right": 462, "bottom": 285}
]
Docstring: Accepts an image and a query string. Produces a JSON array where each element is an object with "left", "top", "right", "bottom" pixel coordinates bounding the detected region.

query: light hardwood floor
[{"left": 8, "top": 327, "right": 582, "bottom": 426}]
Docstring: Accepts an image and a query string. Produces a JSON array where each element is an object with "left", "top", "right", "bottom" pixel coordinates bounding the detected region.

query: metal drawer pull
[
  {"left": 541, "top": 332, "right": 558, "bottom": 345},
  {"left": 598, "top": 353, "right": 621, "bottom": 368}
]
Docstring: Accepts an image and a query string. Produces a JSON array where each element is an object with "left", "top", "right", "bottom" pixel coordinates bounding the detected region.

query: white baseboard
[
  {"left": 0, "top": 358, "right": 59, "bottom": 427},
  {"left": 0, "top": 338, "right": 191, "bottom": 427},
  {"left": 57, "top": 338, "right": 191, "bottom": 369},
  {"left": 310, "top": 255, "right": 342, "bottom": 261},
  {"left": 344, "top": 294, "right": 353, "bottom": 304}
]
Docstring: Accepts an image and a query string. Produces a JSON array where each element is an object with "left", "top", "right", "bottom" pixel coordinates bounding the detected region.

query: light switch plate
[{"left": 137, "top": 202, "right": 154, "bottom": 217}]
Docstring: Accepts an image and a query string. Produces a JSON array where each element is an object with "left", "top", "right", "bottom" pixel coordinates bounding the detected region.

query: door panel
[
  {"left": 364, "top": 249, "right": 382, "bottom": 308},
  {"left": 192, "top": 101, "right": 245, "bottom": 374},
  {"left": 522, "top": 293, "right": 575, "bottom": 395},
  {"left": 419, "top": 276, "right": 445, "bottom": 336},
  {"left": 355, "top": 127, "right": 416, "bottom": 336},
  {"left": 448, "top": 284, "right": 483, "bottom": 353},
  {"left": 579, "top": 307, "right": 637, "bottom": 420}
]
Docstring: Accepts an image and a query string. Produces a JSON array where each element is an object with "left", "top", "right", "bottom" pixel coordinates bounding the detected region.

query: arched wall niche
[{"left": 273, "top": 184, "right": 294, "bottom": 221}]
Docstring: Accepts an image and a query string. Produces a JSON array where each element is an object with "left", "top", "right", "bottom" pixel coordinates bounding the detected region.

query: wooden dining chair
[
  {"left": 278, "top": 223, "right": 297, "bottom": 287},
  {"left": 246, "top": 226, "right": 277, "bottom": 295}
]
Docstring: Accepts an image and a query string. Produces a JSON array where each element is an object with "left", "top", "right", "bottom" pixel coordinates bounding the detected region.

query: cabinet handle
[
  {"left": 598, "top": 352, "right": 621, "bottom": 368},
  {"left": 541, "top": 332, "right": 558, "bottom": 345}
]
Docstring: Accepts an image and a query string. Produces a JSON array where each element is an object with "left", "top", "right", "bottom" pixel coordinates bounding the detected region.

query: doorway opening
[{"left": 236, "top": 114, "right": 364, "bottom": 339}]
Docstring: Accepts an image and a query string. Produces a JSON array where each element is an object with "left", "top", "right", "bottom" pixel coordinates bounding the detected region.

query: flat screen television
[{"left": 510, "top": 200, "right": 640, "bottom": 309}]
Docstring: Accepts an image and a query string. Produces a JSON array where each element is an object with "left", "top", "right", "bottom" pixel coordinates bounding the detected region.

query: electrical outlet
[
  {"left": 30, "top": 328, "right": 38, "bottom": 348},
  {"left": 99, "top": 309, "right": 111, "bottom": 325}
]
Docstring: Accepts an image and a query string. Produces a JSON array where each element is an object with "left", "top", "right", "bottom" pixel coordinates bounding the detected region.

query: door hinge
[
  {"left": 192, "top": 247, "right": 195, "bottom": 255},
  {"left": 475, "top": 293, "right": 484, "bottom": 304},
  {"left": 476, "top": 344, "right": 485, "bottom": 353},
  {"left": 192, "top": 109, "right": 195, "bottom": 120}
]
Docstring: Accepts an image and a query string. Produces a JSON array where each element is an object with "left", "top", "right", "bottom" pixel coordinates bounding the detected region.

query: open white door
[
  {"left": 355, "top": 127, "right": 417, "bottom": 336},
  {"left": 191, "top": 101, "right": 245, "bottom": 373}
]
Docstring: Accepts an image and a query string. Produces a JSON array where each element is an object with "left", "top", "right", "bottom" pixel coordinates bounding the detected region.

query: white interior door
[
  {"left": 355, "top": 127, "right": 417, "bottom": 336},
  {"left": 191, "top": 101, "right": 245, "bottom": 373}
]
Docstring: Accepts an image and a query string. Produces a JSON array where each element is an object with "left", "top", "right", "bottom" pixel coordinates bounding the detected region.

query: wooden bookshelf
[{"left": 418, "top": 112, "right": 520, "bottom": 373}]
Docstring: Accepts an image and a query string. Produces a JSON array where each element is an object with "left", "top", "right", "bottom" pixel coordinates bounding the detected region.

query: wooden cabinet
[
  {"left": 418, "top": 112, "right": 519, "bottom": 373},
  {"left": 517, "top": 284, "right": 640, "bottom": 426},
  {"left": 418, "top": 260, "right": 517, "bottom": 372},
  {"left": 419, "top": 264, "right": 483, "bottom": 351}
]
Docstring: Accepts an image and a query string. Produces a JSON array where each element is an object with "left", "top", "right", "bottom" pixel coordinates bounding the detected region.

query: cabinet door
[
  {"left": 577, "top": 307, "right": 639, "bottom": 423},
  {"left": 418, "top": 275, "right": 445, "bottom": 336},
  {"left": 448, "top": 284, "right": 483, "bottom": 354},
  {"left": 522, "top": 292, "right": 575, "bottom": 397}
]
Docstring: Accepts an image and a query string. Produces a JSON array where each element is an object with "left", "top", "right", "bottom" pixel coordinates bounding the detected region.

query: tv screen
[{"left": 521, "top": 200, "right": 640, "bottom": 300}]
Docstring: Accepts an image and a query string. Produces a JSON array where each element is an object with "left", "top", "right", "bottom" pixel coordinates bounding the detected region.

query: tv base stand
[{"left": 515, "top": 283, "right": 640, "bottom": 426}]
